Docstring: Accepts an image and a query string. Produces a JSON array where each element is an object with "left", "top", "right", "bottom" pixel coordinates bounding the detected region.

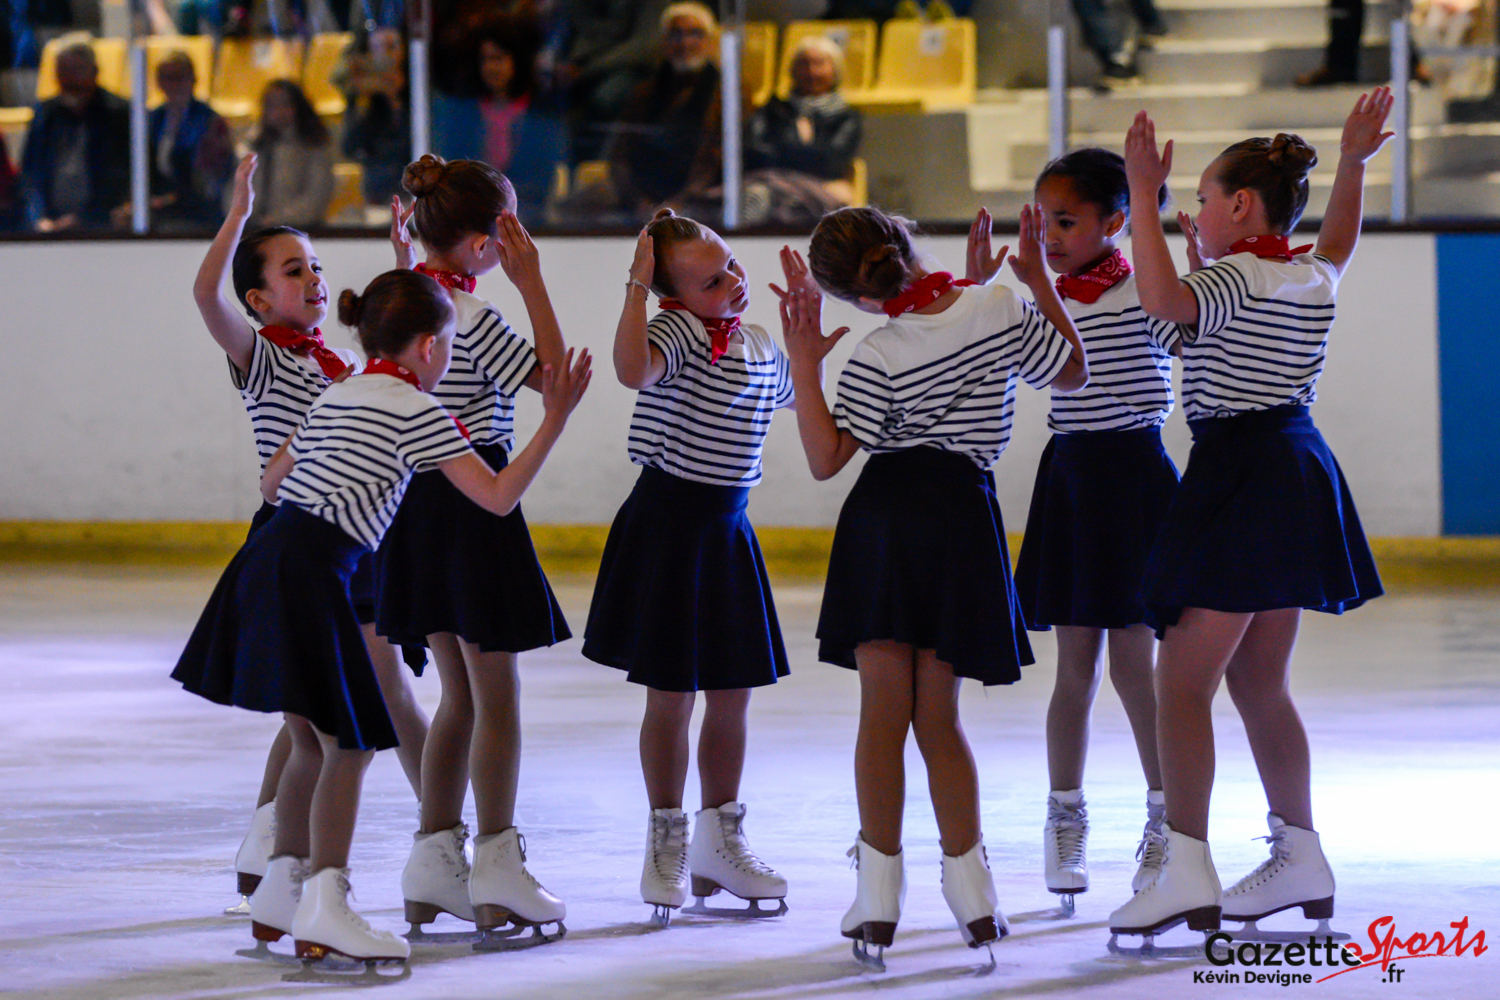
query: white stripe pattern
[
  {"left": 230, "top": 334, "right": 362, "bottom": 470},
  {"left": 1049, "top": 274, "right": 1177, "bottom": 433},
  {"left": 428, "top": 289, "right": 538, "bottom": 449}
]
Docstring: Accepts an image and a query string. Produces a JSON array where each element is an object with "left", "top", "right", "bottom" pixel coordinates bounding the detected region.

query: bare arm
[
  {"left": 774, "top": 247, "right": 860, "bottom": 481},
  {"left": 194, "top": 154, "right": 260, "bottom": 374},
  {"left": 1008, "top": 204, "right": 1089, "bottom": 392},
  {"left": 260, "top": 434, "right": 295, "bottom": 503},
  {"left": 492, "top": 212, "right": 568, "bottom": 393},
  {"left": 1316, "top": 87, "right": 1395, "bottom": 276},
  {"left": 613, "top": 229, "right": 668, "bottom": 390},
  {"left": 1124, "top": 113, "right": 1199, "bottom": 325}
]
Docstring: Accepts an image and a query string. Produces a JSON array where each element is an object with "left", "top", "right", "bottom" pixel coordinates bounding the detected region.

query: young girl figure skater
[
  {"left": 1108, "top": 91, "right": 1391, "bottom": 942},
  {"left": 584, "top": 209, "right": 793, "bottom": 927},
  {"left": 379, "top": 154, "right": 573, "bottom": 942},
  {"left": 988, "top": 150, "right": 1178, "bottom": 911},
  {"left": 173, "top": 269, "right": 590, "bottom": 962},
  {"left": 194, "top": 154, "right": 428, "bottom": 916},
  {"left": 777, "top": 205, "right": 1087, "bottom": 967}
]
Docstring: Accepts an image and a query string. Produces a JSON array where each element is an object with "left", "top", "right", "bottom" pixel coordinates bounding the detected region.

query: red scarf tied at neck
[
  {"left": 882, "top": 272, "right": 974, "bottom": 318},
  {"left": 258, "top": 325, "right": 350, "bottom": 380},
  {"left": 1228, "top": 234, "right": 1314, "bottom": 263},
  {"left": 1056, "top": 249, "right": 1133, "bottom": 304},
  {"left": 364, "top": 358, "right": 470, "bottom": 440},
  {"left": 416, "top": 262, "right": 477, "bottom": 294},
  {"left": 660, "top": 300, "right": 740, "bottom": 366}
]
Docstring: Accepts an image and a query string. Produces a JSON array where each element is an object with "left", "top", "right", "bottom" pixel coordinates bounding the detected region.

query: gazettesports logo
[{"left": 1193, "top": 916, "right": 1488, "bottom": 986}]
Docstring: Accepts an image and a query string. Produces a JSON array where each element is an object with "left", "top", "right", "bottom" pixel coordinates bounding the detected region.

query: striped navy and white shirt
[
  {"left": 833, "top": 283, "right": 1073, "bottom": 469},
  {"left": 627, "top": 310, "right": 794, "bottom": 487},
  {"left": 1177, "top": 252, "right": 1339, "bottom": 420},
  {"left": 278, "top": 373, "right": 475, "bottom": 549},
  {"left": 1049, "top": 274, "right": 1177, "bottom": 433},
  {"left": 230, "top": 334, "right": 362, "bottom": 470},
  {"left": 429, "top": 289, "right": 538, "bottom": 450}
]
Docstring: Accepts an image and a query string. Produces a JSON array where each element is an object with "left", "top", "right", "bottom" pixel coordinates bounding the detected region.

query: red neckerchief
[
  {"left": 1228, "top": 234, "right": 1314, "bottom": 263},
  {"left": 258, "top": 326, "right": 349, "bottom": 380},
  {"left": 882, "top": 271, "right": 974, "bottom": 318},
  {"left": 1056, "top": 249, "right": 1133, "bottom": 304},
  {"left": 364, "top": 358, "right": 471, "bottom": 441},
  {"left": 660, "top": 300, "right": 740, "bottom": 366},
  {"left": 416, "top": 262, "right": 477, "bottom": 294}
]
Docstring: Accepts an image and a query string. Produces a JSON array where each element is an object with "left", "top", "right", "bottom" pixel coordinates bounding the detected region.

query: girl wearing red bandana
[
  {"left": 191, "top": 153, "right": 429, "bottom": 917},
  {"left": 586, "top": 209, "right": 795, "bottom": 927},
  {"left": 778, "top": 204, "right": 1088, "bottom": 967},
  {"left": 978, "top": 150, "right": 1181, "bottom": 913},
  {"left": 1108, "top": 94, "right": 1392, "bottom": 946}
]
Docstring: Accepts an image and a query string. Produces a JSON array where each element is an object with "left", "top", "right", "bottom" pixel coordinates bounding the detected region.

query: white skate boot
[
  {"left": 1222, "top": 813, "right": 1344, "bottom": 942},
  {"left": 1044, "top": 789, "right": 1088, "bottom": 915},
  {"left": 684, "top": 803, "right": 789, "bottom": 919},
  {"left": 225, "top": 801, "right": 276, "bottom": 915},
  {"left": 941, "top": 839, "right": 1007, "bottom": 970},
  {"left": 841, "top": 834, "right": 906, "bottom": 973},
  {"left": 469, "top": 828, "right": 566, "bottom": 949},
  {"left": 246, "top": 853, "right": 308, "bottom": 954},
  {"left": 641, "top": 807, "right": 689, "bottom": 927},
  {"left": 401, "top": 823, "right": 477, "bottom": 941},
  {"left": 1108, "top": 824, "right": 1221, "bottom": 957},
  {"left": 1131, "top": 790, "right": 1167, "bottom": 893},
  {"left": 292, "top": 867, "right": 409, "bottom": 964}
]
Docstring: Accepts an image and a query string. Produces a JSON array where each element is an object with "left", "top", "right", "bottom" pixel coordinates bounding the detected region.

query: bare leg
[
  {"left": 641, "top": 688, "right": 695, "bottom": 810},
  {"left": 1107, "top": 624, "right": 1163, "bottom": 790},
  {"left": 308, "top": 727, "right": 375, "bottom": 872},
  {"left": 419, "top": 632, "right": 473, "bottom": 833},
  {"left": 1047, "top": 626, "right": 1106, "bottom": 791},
  {"left": 911, "top": 650, "right": 980, "bottom": 856},
  {"left": 460, "top": 641, "right": 521, "bottom": 836},
  {"left": 854, "top": 640, "right": 916, "bottom": 856},
  {"left": 256, "top": 724, "right": 294, "bottom": 807},
  {"left": 272, "top": 714, "right": 322, "bottom": 858},
  {"left": 1155, "top": 608, "right": 1253, "bottom": 840},
  {"left": 362, "top": 623, "right": 429, "bottom": 798},
  {"left": 1223, "top": 609, "right": 1312, "bottom": 829},
  {"left": 698, "top": 688, "right": 750, "bottom": 808}
]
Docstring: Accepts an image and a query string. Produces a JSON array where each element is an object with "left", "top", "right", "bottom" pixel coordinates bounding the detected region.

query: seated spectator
[
  {"left": 556, "top": 0, "right": 675, "bottom": 162},
  {"left": 248, "top": 79, "right": 334, "bottom": 228},
  {"left": 742, "top": 35, "right": 862, "bottom": 226},
  {"left": 147, "top": 51, "right": 234, "bottom": 231},
  {"left": 339, "top": 27, "right": 412, "bottom": 205},
  {"left": 19, "top": 41, "right": 130, "bottom": 232}
]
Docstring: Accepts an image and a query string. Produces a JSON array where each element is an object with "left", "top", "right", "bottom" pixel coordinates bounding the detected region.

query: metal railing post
[
  {"left": 720, "top": 0, "right": 744, "bottom": 230},
  {"left": 1047, "top": 4, "right": 1069, "bottom": 161},
  {"left": 128, "top": 0, "right": 148, "bottom": 234},
  {"left": 1389, "top": 1, "right": 1412, "bottom": 222}
]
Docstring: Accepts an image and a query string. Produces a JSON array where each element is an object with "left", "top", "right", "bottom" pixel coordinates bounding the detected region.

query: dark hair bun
[
  {"left": 652, "top": 207, "right": 677, "bottom": 222},
  {"left": 337, "top": 288, "right": 363, "bottom": 327},
  {"left": 403, "top": 154, "right": 449, "bottom": 198},
  {"left": 1268, "top": 133, "right": 1318, "bottom": 176}
]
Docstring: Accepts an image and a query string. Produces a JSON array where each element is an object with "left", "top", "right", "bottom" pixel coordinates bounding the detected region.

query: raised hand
[
  {"left": 1124, "top": 111, "right": 1173, "bottom": 193},
  {"left": 541, "top": 347, "right": 593, "bottom": 418},
  {"left": 1341, "top": 86, "right": 1395, "bottom": 164},
  {"left": 776, "top": 271, "right": 849, "bottom": 371},
  {"left": 390, "top": 196, "right": 417, "bottom": 270},
  {"left": 965, "top": 207, "right": 1009, "bottom": 285},
  {"left": 229, "top": 153, "right": 258, "bottom": 221},
  {"left": 771, "top": 244, "right": 819, "bottom": 299},
  {"left": 629, "top": 227, "right": 655, "bottom": 292},
  {"left": 494, "top": 211, "right": 543, "bottom": 290},
  {"left": 1178, "top": 211, "right": 1205, "bottom": 271},
  {"left": 1006, "top": 203, "right": 1049, "bottom": 289}
]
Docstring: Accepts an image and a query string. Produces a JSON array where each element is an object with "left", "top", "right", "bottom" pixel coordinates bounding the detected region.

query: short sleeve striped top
[
  {"left": 278, "top": 373, "right": 476, "bottom": 549},
  {"left": 230, "top": 333, "right": 363, "bottom": 470},
  {"left": 428, "top": 289, "right": 539, "bottom": 450},
  {"left": 833, "top": 283, "right": 1073, "bottom": 469},
  {"left": 626, "top": 309, "right": 794, "bottom": 487},
  {"left": 1177, "top": 252, "right": 1339, "bottom": 420},
  {"left": 1048, "top": 274, "right": 1177, "bottom": 433}
]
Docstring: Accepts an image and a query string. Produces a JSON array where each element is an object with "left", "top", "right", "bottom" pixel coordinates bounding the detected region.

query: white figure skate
[
  {"left": 1131, "top": 791, "right": 1167, "bottom": 893},
  {"left": 238, "top": 854, "right": 308, "bottom": 963},
  {"left": 941, "top": 840, "right": 1006, "bottom": 972},
  {"left": 841, "top": 835, "right": 906, "bottom": 973},
  {"left": 641, "top": 807, "right": 689, "bottom": 927},
  {"left": 1044, "top": 789, "right": 1088, "bottom": 916},
  {"left": 683, "top": 803, "right": 788, "bottom": 919},
  {"left": 292, "top": 867, "right": 409, "bottom": 971},
  {"left": 469, "top": 828, "right": 566, "bottom": 950},
  {"left": 401, "top": 823, "right": 479, "bottom": 943},
  {"left": 1221, "top": 813, "right": 1347, "bottom": 943},
  {"left": 1108, "top": 825, "right": 1221, "bottom": 958},
  {"left": 225, "top": 801, "right": 276, "bottom": 916}
]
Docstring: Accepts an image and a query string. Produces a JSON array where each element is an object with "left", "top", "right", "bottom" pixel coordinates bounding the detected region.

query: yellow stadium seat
[
  {"left": 37, "top": 35, "right": 129, "bottom": 101},
  {"left": 327, "top": 161, "right": 365, "bottom": 222},
  {"left": 849, "top": 156, "right": 867, "bottom": 208},
  {"left": 143, "top": 35, "right": 213, "bottom": 106},
  {"left": 574, "top": 160, "right": 611, "bottom": 191},
  {"left": 0, "top": 107, "right": 34, "bottom": 128},
  {"left": 740, "top": 22, "right": 776, "bottom": 108},
  {"left": 303, "top": 33, "right": 352, "bottom": 119},
  {"left": 776, "top": 20, "right": 877, "bottom": 101},
  {"left": 871, "top": 17, "right": 975, "bottom": 111},
  {"left": 211, "top": 37, "right": 304, "bottom": 120}
]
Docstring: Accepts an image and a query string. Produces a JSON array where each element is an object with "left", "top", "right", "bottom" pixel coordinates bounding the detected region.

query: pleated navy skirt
[
  {"left": 1014, "top": 427, "right": 1180, "bottom": 630},
  {"left": 1141, "top": 406, "right": 1383, "bottom": 635},
  {"left": 818, "top": 446, "right": 1033, "bottom": 685},
  {"left": 375, "top": 442, "right": 570, "bottom": 655},
  {"left": 583, "top": 465, "right": 789, "bottom": 692},
  {"left": 254, "top": 500, "right": 378, "bottom": 626},
  {"left": 172, "top": 504, "right": 397, "bottom": 751}
]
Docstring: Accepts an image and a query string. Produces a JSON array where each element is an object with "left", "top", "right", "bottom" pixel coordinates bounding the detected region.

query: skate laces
[
  {"left": 1135, "top": 828, "right": 1167, "bottom": 869},
  {"left": 1047, "top": 798, "right": 1088, "bottom": 867},
  {"left": 1230, "top": 828, "right": 1289, "bottom": 892},
  {"left": 718, "top": 809, "right": 777, "bottom": 876},
  {"left": 450, "top": 824, "right": 472, "bottom": 875},
  {"left": 650, "top": 813, "right": 689, "bottom": 882}
]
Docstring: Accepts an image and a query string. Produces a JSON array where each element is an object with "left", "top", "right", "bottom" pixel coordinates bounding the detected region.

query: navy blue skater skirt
[
  {"left": 818, "top": 446, "right": 1033, "bottom": 685},
  {"left": 583, "top": 465, "right": 790, "bottom": 692},
  {"left": 1014, "top": 427, "right": 1180, "bottom": 630},
  {"left": 376, "top": 442, "right": 570, "bottom": 655},
  {"left": 252, "top": 500, "right": 379, "bottom": 626},
  {"left": 172, "top": 504, "right": 397, "bottom": 751},
  {"left": 1141, "top": 405, "right": 1383, "bottom": 635}
]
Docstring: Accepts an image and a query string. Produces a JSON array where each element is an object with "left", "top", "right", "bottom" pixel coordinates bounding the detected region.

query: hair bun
[
  {"left": 651, "top": 207, "right": 677, "bottom": 222},
  {"left": 402, "top": 154, "right": 449, "bottom": 198},
  {"left": 337, "top": 288, "right": 363, "bottom": 327},
  {"left": 1268, "top": 133, "right": 1318, "bottom": 176}
]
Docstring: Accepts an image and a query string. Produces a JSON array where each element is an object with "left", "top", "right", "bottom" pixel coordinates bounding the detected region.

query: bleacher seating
[
  {"left": 741, "top": 22, "right": 777, "bottom": 108},
  {"left": 302, "top": 33, "right": 353, "bottom": 119},
  {"left": 776, "top": 20, "right": 878, "bottom": 101},
  {"left": 871, "top": 17, "right": 976, "bottom": 112},
  {"left": 211, "top": 37, "right": 303, "bottom": 120},
  {"left": 36, "top": 36, "right": 129, "bottom": 102}
]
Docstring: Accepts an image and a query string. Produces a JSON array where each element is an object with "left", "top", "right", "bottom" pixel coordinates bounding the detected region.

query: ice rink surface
[{"left": 0, "top": 566, "right": 1495, "bottom": 999}]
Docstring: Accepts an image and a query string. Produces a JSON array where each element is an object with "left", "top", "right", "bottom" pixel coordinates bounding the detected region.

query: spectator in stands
[
  {"left": 248, "top": 79, "right": 334, "bottom": 228},
  {"left": 1071, "top": 0, "right": 1167, "bottom": 82},
  {"left": 145, "top": 51, "right": 234, "bottom": 230},
  {"left": 339, "top": 27, "right": 412, "bottom": 205},
  {"left": 1296, "top": 0, "right": 1428, "bottom": 87},
  {"left": 19, "top": 41, "right": 130, "bottom": 231},
  {"left": 556, "top": 0, "right": 675, "bottom": 162}
]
